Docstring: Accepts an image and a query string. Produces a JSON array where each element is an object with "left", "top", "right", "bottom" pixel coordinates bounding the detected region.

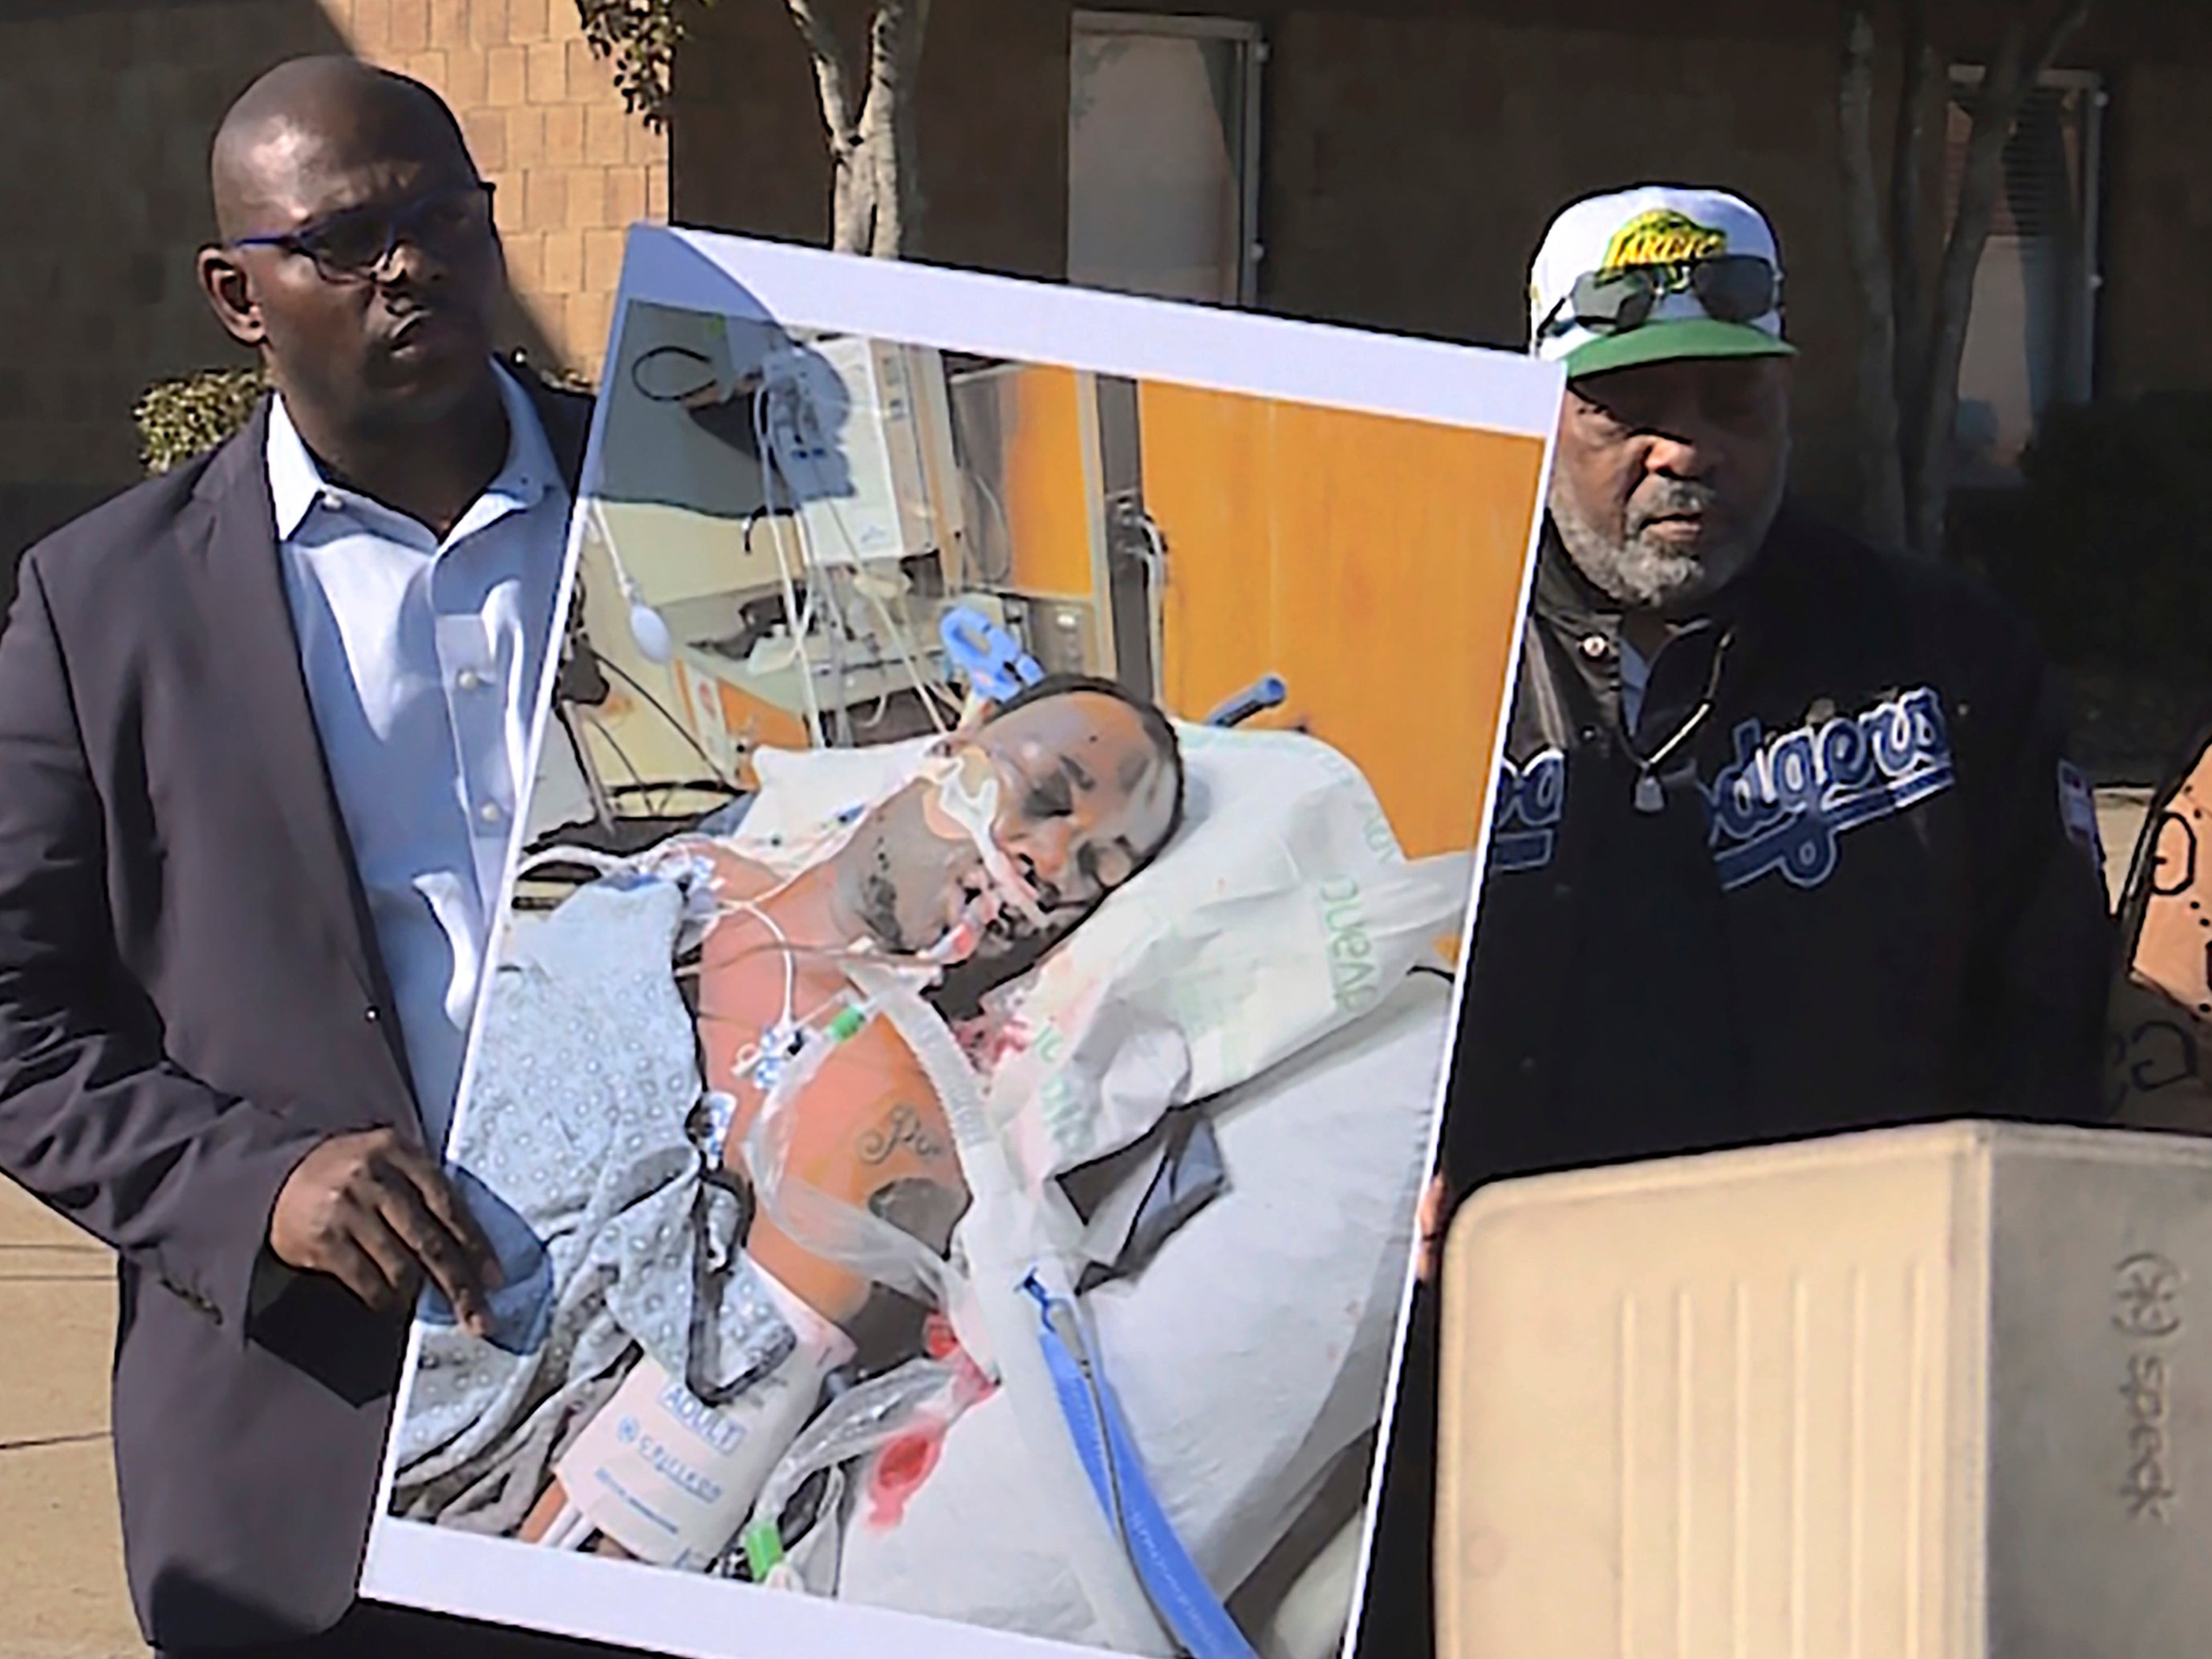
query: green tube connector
[{"left": 742, "top": 1519, "right": 784, "bottom": 1580}]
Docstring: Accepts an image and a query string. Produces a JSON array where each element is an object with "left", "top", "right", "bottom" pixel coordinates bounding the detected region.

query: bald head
[
  {"left": 197, "top": 54, "right": 503, "bottom": 447},
  {"left": 211, "top": 56, "right": 469, "bottom": 241}
]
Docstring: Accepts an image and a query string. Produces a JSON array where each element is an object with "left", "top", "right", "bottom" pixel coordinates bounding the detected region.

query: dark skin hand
[
  {"left": 269, "top": 1129, "right": 501, "bottom": 1336},
  {"left": 199, "top": 59, "right": 514, "bottom": 1324},
  {"left": 195, "top": 55, "right": 509, "bottom": 540},
  {"left": 1414, "top": 1172, "right": 1446, "bottom": 1287}
]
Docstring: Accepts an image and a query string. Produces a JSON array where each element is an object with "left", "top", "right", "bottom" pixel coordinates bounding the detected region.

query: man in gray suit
[{"left": 0, "top": 57, "right": 634, "bottom": 1659}]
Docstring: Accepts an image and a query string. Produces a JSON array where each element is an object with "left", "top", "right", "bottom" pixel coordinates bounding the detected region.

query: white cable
[
  {"left": 774, "top": 435, "right": 854, "bottom": 745},
  {"left": 754, "top": 383, "right": 828, "bottom": 749},
  {"left": 859, "top": 581, "right": 950, "bottom": 735},
  {"left": 538, "top": 1499, "right": 597, "bottom": 1553},
  {"left": 968, "top": 469, "right": 1017, "bottom": 586},
  {"left": 717, "top": 894, "right": 799, "bottom": 1057}
]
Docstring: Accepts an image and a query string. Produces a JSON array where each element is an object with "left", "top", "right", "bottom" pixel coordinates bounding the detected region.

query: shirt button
[
  {"left": 319, "top": 491, "right": 344, "bottom": 513},
  {"left": 457, "top": 668, "right": 487, "bottom": 692},
  {"left": 1579, "top": 634, "right": 1610, "bottom": 659},
  {"left": 478, "top": 801, "right": 506, "bottom": 825},
  {"left": 364, "top": 1006, "right": 380, "bottom": 1024}
]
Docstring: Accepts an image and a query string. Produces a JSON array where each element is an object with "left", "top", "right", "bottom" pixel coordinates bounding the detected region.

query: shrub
[
  {"left": 131, "top": 350, "right": 594, "bottom": 478},
  {"left": 134, "top": 366, "right": 269, "bottom": 477}
]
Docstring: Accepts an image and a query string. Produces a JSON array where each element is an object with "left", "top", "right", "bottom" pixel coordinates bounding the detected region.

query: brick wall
[
  {"left": 0, "top": 0, "right": 665, "bottom": 614},
  {"left": 669, "top": 0, "right": 2212, "bottom": 525},
  {"left": 327, "top": 0, "right": 668, "bottom": 375}
]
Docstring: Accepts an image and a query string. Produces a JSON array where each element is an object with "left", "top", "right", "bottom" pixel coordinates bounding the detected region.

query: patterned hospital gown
[{"left": 390, "top": 873, "right": 800, "bottom": 1535}]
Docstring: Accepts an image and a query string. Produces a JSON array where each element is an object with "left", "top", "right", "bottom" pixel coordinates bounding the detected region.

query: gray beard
[{"left": 1548, "top": 470, "right": 1784, "bottom": 615}]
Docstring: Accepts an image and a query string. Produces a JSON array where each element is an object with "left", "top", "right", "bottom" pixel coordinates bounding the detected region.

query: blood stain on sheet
[{"left": 864, "top": 1428, "right": 945, "bottom": 1528}]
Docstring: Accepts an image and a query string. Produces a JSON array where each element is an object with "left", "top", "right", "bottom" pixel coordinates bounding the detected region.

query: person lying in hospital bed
[
  {"left": 397, "top": 675, "right": 1184, "bottom": 1564},
  {"left": 392, "top": 680, "right": 1466, "bottom": 1655}
]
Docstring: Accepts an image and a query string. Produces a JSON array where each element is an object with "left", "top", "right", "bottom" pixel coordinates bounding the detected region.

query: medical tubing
[
  {"left": 1028, "top": 1280, "right": 1262, "bottom": 1659},
  {"left": 514, "top": 843, "right": 635, "bottom": 882},
  {"left": 846, "top": 961, "right": 1172, "bottom": 1655},
  {"left": 540, "top": 1500, "right": 597, "bottom": 1553},
  {"left": 754, "top": 382, "right": 828, "bottom": 749},
  {"left": 740, "top": 1010, "right": 960, "bottom": 1311},
  {"left": 740, "top": 1354, "right": 959, "bottom": 1572}
]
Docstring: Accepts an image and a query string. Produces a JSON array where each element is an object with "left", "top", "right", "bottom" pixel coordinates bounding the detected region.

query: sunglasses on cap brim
[{"left": 1537, "top": 254, "right": 1780, "bottom": 343}]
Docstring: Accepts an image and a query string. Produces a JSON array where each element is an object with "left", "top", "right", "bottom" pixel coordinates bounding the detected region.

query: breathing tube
[
  {"left": 739, "top": 1323, "right": 992, "bottom": 1587},
  {"left": 737, "top": 994, "right": 964, "bottom": 1314},
  {"left": 848, "top": 957, "right": 1175, "bottom": 1654},
  {"left": 1025, "top": 1277, "right": 1262, "bottom": 1659},
  {"left": 708, "top": 746, "right": 1183, "bottom": 1649}
]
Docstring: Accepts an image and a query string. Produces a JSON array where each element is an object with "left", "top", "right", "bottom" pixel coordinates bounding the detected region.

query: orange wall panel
[
  {"left": 1137, "top": 383, "right": 1543, "bottom": 858},
  {"left": 993, "top": 364, "right": 1098, "bottom": 601}
]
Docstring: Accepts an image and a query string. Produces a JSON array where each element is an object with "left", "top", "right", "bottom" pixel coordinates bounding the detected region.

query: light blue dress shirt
[{"left": 268, "top": 364, "right": 571, "bottom": 1153}]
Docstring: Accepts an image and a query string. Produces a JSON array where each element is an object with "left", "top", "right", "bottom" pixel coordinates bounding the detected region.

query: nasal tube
[{"left": 927, "top": 752, "right": 1049, "bottom": 931}]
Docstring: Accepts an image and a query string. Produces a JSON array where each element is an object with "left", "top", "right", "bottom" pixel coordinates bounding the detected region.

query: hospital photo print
[{"left": 355, "top": 227, "right": 1561, "bottom": 1659}]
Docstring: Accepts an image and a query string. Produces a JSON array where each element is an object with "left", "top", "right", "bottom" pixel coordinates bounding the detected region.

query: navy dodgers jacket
[{"left": 1439, "top": 509, "right": 2116, "bottom": 1199}]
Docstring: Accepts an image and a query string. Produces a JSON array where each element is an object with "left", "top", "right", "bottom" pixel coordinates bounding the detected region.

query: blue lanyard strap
[{"left": 1021, "top": 1276, "right": 1262, "bottom": 1659}]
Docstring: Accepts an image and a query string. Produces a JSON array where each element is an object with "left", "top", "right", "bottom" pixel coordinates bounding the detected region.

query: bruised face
[{"left": 855, "top": 692, "right": 1179, "bottom": 968}]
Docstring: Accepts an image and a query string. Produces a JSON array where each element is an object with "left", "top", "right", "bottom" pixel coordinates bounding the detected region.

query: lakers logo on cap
[{"left": 1600, "top": 209, "right": 1728, "bottom": 275}]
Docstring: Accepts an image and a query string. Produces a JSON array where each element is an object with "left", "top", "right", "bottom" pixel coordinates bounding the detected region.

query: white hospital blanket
[{"left": 835, "top": 972, "right": 1451, "bottom": 1644}]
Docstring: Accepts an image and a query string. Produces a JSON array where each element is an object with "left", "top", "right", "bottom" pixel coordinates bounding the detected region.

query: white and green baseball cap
[{"left": 1528, "top": 185, "right": 1797, "bottom": 379}]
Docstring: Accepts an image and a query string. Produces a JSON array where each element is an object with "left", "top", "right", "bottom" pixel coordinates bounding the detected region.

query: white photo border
[{"left": 360, "top": 224, "right": 1564, "bottom": 1659}]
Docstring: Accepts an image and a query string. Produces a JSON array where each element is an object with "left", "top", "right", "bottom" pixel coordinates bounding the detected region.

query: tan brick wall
[
  {"left": 0, "top": 0, "right": 668, "bottom": 610},
  {"left": 327, "top": 0, "right": 669, "bottom": 377}
]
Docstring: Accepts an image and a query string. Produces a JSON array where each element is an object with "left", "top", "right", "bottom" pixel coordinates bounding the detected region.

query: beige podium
[{"left": 1435, "top": 1122, "right": 2211, "bottom": 1657}]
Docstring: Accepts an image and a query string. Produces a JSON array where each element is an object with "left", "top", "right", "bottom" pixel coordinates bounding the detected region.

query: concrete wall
[{"left": 0, "top": 0, "right": 664, "bottom": 612}]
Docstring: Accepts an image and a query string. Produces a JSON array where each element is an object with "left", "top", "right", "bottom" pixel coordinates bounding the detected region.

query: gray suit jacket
[{"left": 0, "top": 371, "right": 591, "bottom": 1649}]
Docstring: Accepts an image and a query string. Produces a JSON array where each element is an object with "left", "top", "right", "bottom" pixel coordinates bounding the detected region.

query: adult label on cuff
[{"left": 554, "top": 1347, "right": 834, "bottom": 1570}]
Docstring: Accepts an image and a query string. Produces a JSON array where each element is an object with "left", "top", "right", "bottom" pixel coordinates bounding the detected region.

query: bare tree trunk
[
  {"left": 1841, "top": 3, "right": 1909, "bottom": 550},
  {"left": 1907, "top": 0, "right": 2090, "bottom": 558},
  {"left": 856, "top": 0, "right": 930, "bottom": 257},
  {"left": 1888, "top": 0, "right": 1936, "bottom": 477},
  {"left": 784, "top": 0, "right": 927, "bottom": 258}
]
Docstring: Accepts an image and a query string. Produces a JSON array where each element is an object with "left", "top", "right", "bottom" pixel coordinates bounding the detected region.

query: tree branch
[
  {"left": 1841, "top": 1, "right": 1909, "bottom": 550},
  {"left": 1888, "top": 0, "right": 1934, "bottom": 438},
  {"left": 1910, "top": 0, "right": 2093, "bottom": 556},
  {"left": 2027, "top": 0, "right": 2095, "bottom": 83},
  {"left": 857, "top": 0, "right": 930, "bottom": 256},
  {"left": 785, "top": 0, "right": 859, "bottom": 149}
]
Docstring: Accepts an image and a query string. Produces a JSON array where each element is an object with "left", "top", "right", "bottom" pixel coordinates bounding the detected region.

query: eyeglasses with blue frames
[{"left": 229, "top": 180, "right": 497, "bottom": 284}]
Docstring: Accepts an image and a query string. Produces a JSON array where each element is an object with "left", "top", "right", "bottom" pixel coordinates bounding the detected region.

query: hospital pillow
[{"left": 722, "top": 724, "right": 1475, "bottom": 1184}]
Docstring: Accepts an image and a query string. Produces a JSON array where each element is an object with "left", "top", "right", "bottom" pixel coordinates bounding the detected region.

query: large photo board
[{"left": 359, "top": 225, "right": 1559, "bottom": 1659}]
